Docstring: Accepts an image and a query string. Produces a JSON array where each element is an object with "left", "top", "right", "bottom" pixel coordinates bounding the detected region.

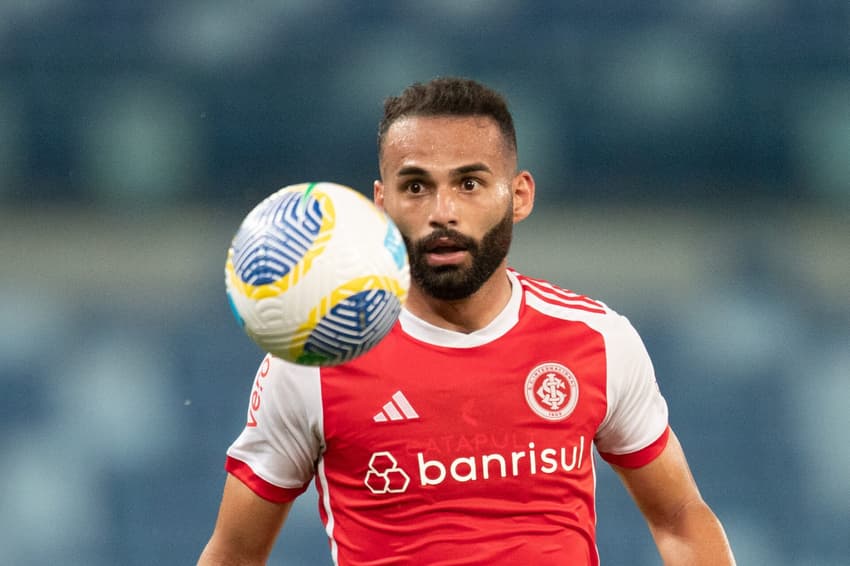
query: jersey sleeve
[
  {"left": 594, "top": 315, "right": 670, "bottom": 468},
  {"left": 225, "top": 354, "right": 324, "bottom": 502}
]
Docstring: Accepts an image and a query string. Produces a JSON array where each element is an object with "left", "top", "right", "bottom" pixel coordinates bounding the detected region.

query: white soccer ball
[{"left": 225, "top": 182, "right": 410, "bottom": 366}]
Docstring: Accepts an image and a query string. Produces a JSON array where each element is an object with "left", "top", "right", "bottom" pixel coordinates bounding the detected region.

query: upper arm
[
  {"left": 198, "top": 473, "right": 294, "bottom": 566},
  {"left": 612, "top": 429, "right": 736, "bottom": 565},
  {"left": 611, "top": 429, "right": 702, "bottom": 528}
]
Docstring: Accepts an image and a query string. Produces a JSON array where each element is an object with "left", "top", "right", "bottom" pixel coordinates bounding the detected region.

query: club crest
[{"left": 524, "top": 362, "right": 579, "bottom": 421}]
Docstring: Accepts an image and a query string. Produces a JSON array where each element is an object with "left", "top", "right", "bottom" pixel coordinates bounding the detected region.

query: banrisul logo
[
  {"left": 364, "top": 452, "right": 410, "bottom": 494},
  {"left": 417, "top": 437, "right": 586, "bottom": 486},
  {"left": 524, "top": 362, "right": 579, "bottom": 421},
  {"left": 365, "top": 437, "right": 586, "bottom": 494}
]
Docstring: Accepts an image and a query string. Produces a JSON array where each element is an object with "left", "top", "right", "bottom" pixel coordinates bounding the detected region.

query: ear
[
  {"left": 512, "top": 170, "right": 535, "bottom": 223},
  {"left": 373, "top": 179, "right": 385, "bottom": 210}
]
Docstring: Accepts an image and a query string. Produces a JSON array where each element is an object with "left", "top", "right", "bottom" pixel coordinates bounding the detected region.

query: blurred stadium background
[{"left": 1, "top": 1, "right": 848, "bottom": 565}]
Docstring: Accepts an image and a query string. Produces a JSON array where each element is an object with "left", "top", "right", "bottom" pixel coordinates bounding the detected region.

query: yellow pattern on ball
[
  {"left": 287, "top": 274, "right": 409, "bottom": 362},
  {"left": 224, "top": 186, "right": 335, "bottom": 300}
]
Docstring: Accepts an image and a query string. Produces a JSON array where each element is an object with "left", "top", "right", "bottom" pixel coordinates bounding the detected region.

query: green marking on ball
[{"left": 298, "top": 182, "right": 319, "bottom": 215}]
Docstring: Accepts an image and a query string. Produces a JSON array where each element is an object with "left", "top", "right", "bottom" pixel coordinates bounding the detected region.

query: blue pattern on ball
[
  {"left": 230, "top": 191, "right": 323, "bottom": 285},
  {"left": 301, "top": 289, "right": 401, "bottom": 364},
  {"left": 225, "top": 291, "right": 245, "bottom": 327}
]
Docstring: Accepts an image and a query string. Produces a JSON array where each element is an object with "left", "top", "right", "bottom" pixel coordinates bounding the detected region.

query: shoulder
[
  {"left": 510, "top": 268, "right": 645, "bottom": 349},
  {"left": 512, "top": 270, "right": 607, "bottom": 313},
  {"left": 511, "top": 269, "right": 623, "bottom": 322},
  {"left": 247, "top": 354, "right": 323, "bottom": 422}
]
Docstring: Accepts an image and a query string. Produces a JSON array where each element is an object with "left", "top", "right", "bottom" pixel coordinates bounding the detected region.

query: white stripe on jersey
[
  {"left": 317, "top": 457, "right": 339, "bottom": 566},
  {"left": 516, "top": 273, "right": 607, "bottom": 313}
]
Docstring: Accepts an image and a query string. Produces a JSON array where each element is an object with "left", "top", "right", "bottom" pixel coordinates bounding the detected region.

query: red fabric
[
  {"left": 225, "top": 456, "right": 308, "bottom": 503},
  {"left": 224, "top": 270, "right": 670, "bottom": 564},
  {"left": 598, "top": 426, "right": 671, "bottom": 469}
]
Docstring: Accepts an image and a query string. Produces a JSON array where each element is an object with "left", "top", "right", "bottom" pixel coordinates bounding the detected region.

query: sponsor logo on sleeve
[{"left": 247, "top": 355, "right": 272, "bottom": 427}]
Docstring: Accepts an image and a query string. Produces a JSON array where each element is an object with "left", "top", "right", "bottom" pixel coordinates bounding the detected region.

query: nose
[{"left": 429, "top": 186, "right": 459, "bottom": 227}]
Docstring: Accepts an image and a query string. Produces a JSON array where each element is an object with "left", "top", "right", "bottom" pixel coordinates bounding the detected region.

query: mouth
[{"left": 423, "top": 237, "right": 469, "bottom": 266}]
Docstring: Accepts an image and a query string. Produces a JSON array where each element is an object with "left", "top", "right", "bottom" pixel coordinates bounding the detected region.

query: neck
[{"left": 403, "top": 266, "right": 512, "bottom": 334}]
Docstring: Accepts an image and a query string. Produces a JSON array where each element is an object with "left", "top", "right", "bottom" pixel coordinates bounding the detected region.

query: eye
[
  {"left": 461, "top": 178, "right": 479, "bottom": 191},
  {"left": 406, "top": 181, "right": 424, "bottom": 194}
]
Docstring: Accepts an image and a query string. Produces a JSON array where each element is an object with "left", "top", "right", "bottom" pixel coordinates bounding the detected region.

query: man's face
[{"left": 374, "top": 115, "right": 523, "bottom": 300}]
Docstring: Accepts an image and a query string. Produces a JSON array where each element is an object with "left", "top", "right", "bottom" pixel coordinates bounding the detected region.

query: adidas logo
[{"left": 373, "top": 390, "right": 419, "bottom": 423}]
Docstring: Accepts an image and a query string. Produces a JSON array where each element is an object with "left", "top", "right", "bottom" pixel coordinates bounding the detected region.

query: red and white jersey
[{"left": 226, "top": 269, "right": 669, "bottom": 565}]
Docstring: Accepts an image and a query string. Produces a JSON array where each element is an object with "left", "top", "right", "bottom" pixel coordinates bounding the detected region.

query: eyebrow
[
  {"left": 453, "top": 163, "right": 493, "bottom": 176},
  {"left": 396, "top": 162, "right": 493, "bottom": 177},
  {"left": 396, "top": 165, "right": 429, "bottom": 177}
]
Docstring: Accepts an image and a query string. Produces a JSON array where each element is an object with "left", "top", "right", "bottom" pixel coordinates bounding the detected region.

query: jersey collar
[{"left": 398, "top": 269, "right": 522, "bottom": 348}]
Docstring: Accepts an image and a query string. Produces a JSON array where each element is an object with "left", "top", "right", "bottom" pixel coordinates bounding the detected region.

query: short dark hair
[{"left": 378, "top": 77, "right": 517, "bottom": 157}]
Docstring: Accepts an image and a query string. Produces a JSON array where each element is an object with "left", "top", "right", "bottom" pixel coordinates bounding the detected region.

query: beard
[{"left": 403, "top": 204, "right": 513, "bottom": 301}]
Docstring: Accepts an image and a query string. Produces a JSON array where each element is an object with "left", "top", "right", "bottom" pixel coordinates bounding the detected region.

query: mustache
[{"left": 413, "top": 228, "right": 478, "bottom": 253}]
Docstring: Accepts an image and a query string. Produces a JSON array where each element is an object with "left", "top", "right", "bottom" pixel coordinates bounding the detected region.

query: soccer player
[{"left": 198, "top": 77, "right": 736, "bottom": 565}]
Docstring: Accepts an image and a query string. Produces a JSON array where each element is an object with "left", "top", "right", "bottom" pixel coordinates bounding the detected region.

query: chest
[{"left": 319, "top": 318, "right": 610, "bottom": 474}]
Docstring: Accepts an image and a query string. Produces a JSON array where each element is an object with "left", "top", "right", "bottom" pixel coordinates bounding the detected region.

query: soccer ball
[{"left": 225, "top": 182, "right": 410, "bottom": 366}]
